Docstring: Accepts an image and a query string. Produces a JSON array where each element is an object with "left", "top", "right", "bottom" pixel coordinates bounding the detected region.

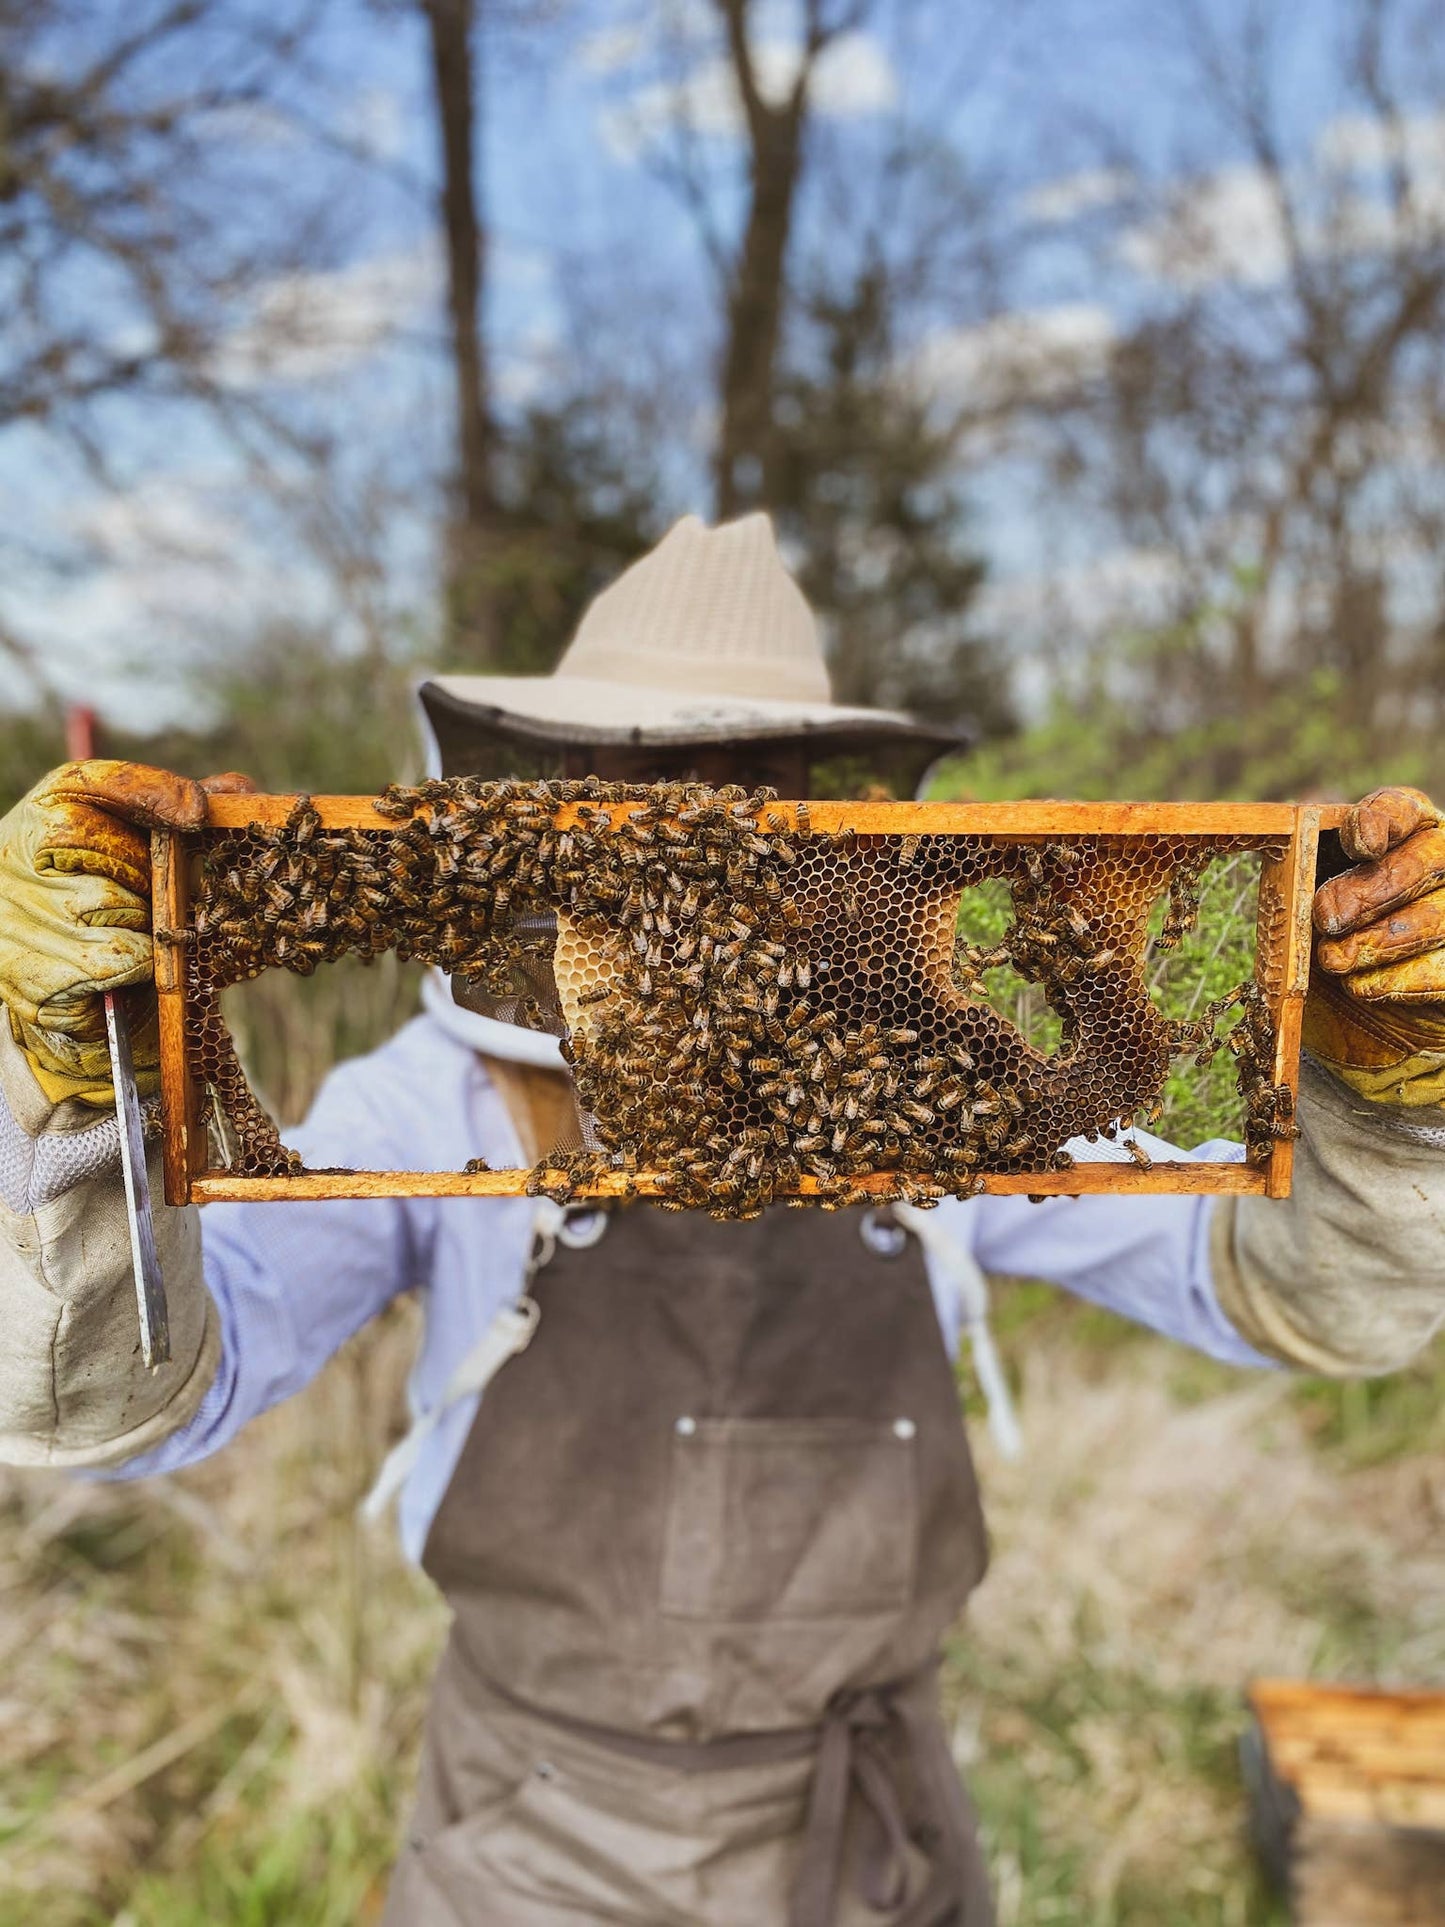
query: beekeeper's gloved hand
[
  {"left": 1210, "top": 784, "right": 1445, "bottom": 1375},
  {"left": 0, "top": 761, "right": 250, "bottom": 1106},
  {"left": 1307, "top": 784, "right": 1445, "bottom": 1105}
]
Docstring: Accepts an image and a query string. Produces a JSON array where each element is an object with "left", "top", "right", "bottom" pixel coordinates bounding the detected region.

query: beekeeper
[{"left": 0, "top": 516, "right": 1442, "bottom": 1927}]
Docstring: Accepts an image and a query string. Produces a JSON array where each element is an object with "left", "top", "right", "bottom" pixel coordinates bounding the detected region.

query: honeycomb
[{"left": 181, "top": 780, "right": 1296, "bottom": 1215}]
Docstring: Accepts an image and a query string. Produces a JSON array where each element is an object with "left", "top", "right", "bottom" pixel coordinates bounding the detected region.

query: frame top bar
[{"left": 202, "top": 795, "right": 1349, "bottom": 836}]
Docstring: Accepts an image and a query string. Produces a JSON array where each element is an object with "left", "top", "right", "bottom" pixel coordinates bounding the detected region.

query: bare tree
[
  {"left": 710, "top": 0, "right": 866, "bottom": 516},
  {"left": 418, "top": 0, "right": 500, "bottom": 657},
  {"left": 591, "top": 0, "right": 1008, "bottom": 727},
  {"left": 0, "top": 0, "right": 331, "bottom": 446},
  {"left": 1002, "top": 0, "right": 1445, "bottom": 789},
  {"left": 0, "top": 0, "right": 406, "bottom": 694}
]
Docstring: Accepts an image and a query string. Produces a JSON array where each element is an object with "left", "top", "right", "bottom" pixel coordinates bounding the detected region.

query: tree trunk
[
  {"left": 711, "top": 0, "right": 814, "bottom": 522},
  {"left": 423, "top": 0, "right": 497, "bottom": 661},
  {"left": 715, "top": 111, "right": 805, "bottom": 519}
]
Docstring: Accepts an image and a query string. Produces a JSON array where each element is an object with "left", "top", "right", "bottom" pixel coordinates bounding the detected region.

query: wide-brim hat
[{"left": 419, "top": 513, "right": 970, "bottom": 795}]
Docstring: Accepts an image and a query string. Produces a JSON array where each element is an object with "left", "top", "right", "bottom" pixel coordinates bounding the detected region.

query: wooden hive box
[{"left": 1246, "top": 1680, "right": 1445, "bottom": 1925}]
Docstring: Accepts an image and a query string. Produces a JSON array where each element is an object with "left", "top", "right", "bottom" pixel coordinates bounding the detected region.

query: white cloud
[
  {"left": 1118, "top": 164, "right": 1290, "bottom": 287},
  {"left": 212, "top": 244, "right": 440, "bottom": 388},
  {"left": 7, "top": 474, "right": 327, "bottom": 727},
  {"left": 80, "top": 481, "right": 241, "bottom": 566},
  {"left": 799, "top": 33, "right": 899, "bottom": 117},
  {"left": 195, "top": 100, "right": 301, "bottom": 149},
  {"left": 600, "top": 31, "right": 898, "bottom": 162},
  {"left": 915, "top": 304, "right": 1117, "bottom": 410},
  {"left": 494, "top": 319, "right": 565, "bottom": 408},
  {"left": 579, "top": 22, "right": 652, "bottom": 76},
  {"left": 337, "top": 86, "right": 407, "bottom": 164},
  {"left": 579, "top": 0, "right": 732, "bottom": 76},
  {"left": 1317, "top": 107, "right": 1445, "bottom": 177},
  {"left": 1021, "top": 167, "right": 1133, "bottom": 225},
  {"left": 976, "top": 546, "right": 1180, "bottom": 632},
  {"left": 1122, "top": 110, "right": 1445, "bottom": 290}
]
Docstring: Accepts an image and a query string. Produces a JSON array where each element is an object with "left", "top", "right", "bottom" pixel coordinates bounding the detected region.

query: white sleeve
[
  {"left": 1212, "top": 1055, "right": 1445, "bottom": 1375},
  {"left": 929, "top": 1126, "right": 1276, "bottom": 1370},
  {"left": 116, "top": 1017, "right": 502, "bottom": 1477}
]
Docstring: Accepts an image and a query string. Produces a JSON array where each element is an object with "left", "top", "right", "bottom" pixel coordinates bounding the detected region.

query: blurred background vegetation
[{"left": 1, "top": 0, "right": 1443, "bottom": 1920}]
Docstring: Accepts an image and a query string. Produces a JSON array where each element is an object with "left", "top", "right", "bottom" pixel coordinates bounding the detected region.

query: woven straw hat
[{"left": 419, "top": 513, "right": 967, "bottom": 787}]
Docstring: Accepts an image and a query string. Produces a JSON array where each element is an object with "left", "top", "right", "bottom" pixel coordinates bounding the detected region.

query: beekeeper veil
[{"left": 415, "top": 513, "right": 967, "bottom": 1038}]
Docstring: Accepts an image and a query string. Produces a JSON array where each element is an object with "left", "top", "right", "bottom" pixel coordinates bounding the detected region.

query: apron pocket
[{"left": 659, "top": 1417, "right": 918, "bottom": 1622}]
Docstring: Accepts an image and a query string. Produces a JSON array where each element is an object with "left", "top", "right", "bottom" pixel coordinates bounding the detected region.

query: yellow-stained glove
[
  {"left": 1306, "top": 784, "right": 1445, "bottom": 1105},
  {"left": 0, "top": 761, "right": 251, "bottom": 1106}
]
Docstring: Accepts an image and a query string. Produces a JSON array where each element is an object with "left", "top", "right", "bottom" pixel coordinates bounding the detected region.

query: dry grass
[
  {"left": 0, "top": 1304, "right": 446, "bottom": 1927},
  {"left": 0, "top": 1279, "right": 1439, "bottom": 1925},
  {"left": 950, "top": 1298, "right": 1445, "bottom": 1926}
]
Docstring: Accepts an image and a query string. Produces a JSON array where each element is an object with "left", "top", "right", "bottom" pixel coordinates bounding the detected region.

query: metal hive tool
[{"left": 150, "top": 784, "right": 1338, "bottom": 1212}]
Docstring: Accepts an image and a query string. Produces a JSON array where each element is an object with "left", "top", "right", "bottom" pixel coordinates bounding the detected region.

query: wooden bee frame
[{"left": 153, "top": 798, "right": 1341, "bottom": 1208}]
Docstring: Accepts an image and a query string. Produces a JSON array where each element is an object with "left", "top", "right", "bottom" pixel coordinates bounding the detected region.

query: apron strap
[
  {"left": 790, "top": 1672, "right": 981, "bottom": 1927},
  {"left": 462, "top": 1662, "right": 985, "bottom": 1927},
  {"left": 360, "top": 1292, "right": 541, "bottom": 1523},
  {"left": 891, "top": 1202, "right": 1022, "bottom": 1462}
]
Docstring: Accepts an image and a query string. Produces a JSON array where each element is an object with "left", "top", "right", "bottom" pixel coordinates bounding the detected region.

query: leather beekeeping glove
[
  {"left": 1306, "top": 784, "right": 1445, "bottom": 1105},
  {"left": 0, "top": 761, "right": 250, "bottom": 1106},
  {"left": 1211, "top": 785, "right": 1445, "bottom": 1375}
]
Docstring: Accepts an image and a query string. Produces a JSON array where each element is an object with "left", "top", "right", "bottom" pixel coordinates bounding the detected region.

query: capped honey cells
[{"left": 181, "top": 780, "right": 1297, "bottom": 1216}]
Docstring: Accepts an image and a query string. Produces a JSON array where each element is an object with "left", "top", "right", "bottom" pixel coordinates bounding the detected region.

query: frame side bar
[
  {"left": 152, "top": 827, "right": 203, "bottom": 1208},
  {"left": 1263, "top": 805, "right": 1321, "bottom": 1200}
]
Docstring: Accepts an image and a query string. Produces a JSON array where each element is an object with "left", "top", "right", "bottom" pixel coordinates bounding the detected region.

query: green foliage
[
  {"left": 0, "top": 621, "right": 430, "bottom": 1121},
  {"left": 950, "top": 1641, "right": 1291, "bottom": 1927},
  {"left": 0, "top": 705, "right": 68, "bottom": 817},
  {"left": 112, "top": 1803, "right": 395, "bottom": 1927},
  {"left": 770, "top": 269, "right": 1013, "bottom": 735},
  {"left": 176, "top": 621, "right": 424, "bottom": 796},
  {"left": 941, "top": 666, "right": 1430, "bottom": 806},
  {"left": 442, "top": 398, "right": 666, "bottom": 677},
  {"left": 1145, "top": 859, "right": 1261, "bottom": 1149},
  {"left": 953, "top": 856, "right": 1261, "bottom": 1151},
  {"left": 1290, "top": 1362, "right": 1445, "bottom": 1471}
]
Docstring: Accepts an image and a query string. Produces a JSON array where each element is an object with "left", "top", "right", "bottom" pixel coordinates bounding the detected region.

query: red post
[{"left": 65, "top": 704, "right": 98, "bottom": 762}]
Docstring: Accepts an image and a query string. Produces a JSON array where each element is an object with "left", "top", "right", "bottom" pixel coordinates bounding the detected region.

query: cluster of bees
[
  {"left": 1169, "top": 977, "right": 1299, "bottom": 1164},
  {"left": 185, "top": 778, "right": 1293, "bottom": 1209}
]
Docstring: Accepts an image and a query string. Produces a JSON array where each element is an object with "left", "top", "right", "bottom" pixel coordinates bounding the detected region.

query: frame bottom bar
[{"left": 188, "top": 1162, "right": 1269, "bottom": 1203}]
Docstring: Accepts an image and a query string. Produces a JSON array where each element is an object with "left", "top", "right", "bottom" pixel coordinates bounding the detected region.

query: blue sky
[{"left": 6, "top": 0, "right": 1442, "bottom": 728}]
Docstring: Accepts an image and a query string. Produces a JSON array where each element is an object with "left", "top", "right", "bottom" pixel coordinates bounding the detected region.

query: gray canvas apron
[{"left": 384, "top": 1203, "right": 995, "bottom": 1927}]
